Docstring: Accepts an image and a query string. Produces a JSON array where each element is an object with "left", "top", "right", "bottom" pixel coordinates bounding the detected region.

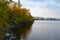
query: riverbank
[
  {"left": 3, "top": 22, "right": 34, "bottom": 40},
  {"left": 0, "top": 0, "right": 34, "bottom": 40}
]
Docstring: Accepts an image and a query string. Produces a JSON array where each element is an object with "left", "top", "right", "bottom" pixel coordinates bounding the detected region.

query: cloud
[
  {"left": 54, "top": 0, "right": 60, "bottom": 3},
  {"left": 20, "top": 0, "right": 60, "bottom": 8},
  {"left": 30, "top": 7, "right": 60, "bottom": 18},
  {"left": 20, "top": 0, "right": 60, "bottom": 18}
]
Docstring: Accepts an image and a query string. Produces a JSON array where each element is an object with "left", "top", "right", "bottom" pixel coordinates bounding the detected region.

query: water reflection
[{"left": 9, "top": 23, "right": 33, "bottom": 40}]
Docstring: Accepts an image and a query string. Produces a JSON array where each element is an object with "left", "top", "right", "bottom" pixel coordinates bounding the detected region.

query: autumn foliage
[{"left": 0, "top": 0, "right": 34, "bottom": 39}]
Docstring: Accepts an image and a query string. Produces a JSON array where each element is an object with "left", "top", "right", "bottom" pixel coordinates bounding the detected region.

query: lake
[
  {"left": 28, "top": 20, "right": 60, "bottom": 40},
  {"left": 4, "top": 20, "right": 60, "bottom": 40}
]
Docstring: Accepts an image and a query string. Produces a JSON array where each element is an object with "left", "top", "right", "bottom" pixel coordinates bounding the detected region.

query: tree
[{"left": 0, "top": 0, "right": 34, "bottom": 39}]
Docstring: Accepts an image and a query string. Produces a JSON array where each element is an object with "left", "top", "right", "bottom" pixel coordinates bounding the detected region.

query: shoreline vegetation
[{"left": 0, "top": 0, "right": 34, "bottom": 39}]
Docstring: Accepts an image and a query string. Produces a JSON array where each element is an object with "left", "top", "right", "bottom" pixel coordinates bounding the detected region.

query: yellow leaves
[
  {"left": 0, "top": 0, "right": 6, "bottom": 4},
  {"left": 0, "top": 0, "right": 34, "bottom": 39}
]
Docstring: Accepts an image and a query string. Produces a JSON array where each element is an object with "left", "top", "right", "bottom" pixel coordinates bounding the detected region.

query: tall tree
[
  {"left": 10, "top": 0, "right": 12, "bottom": 2},
  {"left": 18, "top": 0, "right": 22, "bottom": 8}
]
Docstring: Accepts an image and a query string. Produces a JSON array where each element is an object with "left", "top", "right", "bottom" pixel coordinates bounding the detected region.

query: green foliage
[{"left": 0, "top": 0, "right": 34, "bottom": 39}]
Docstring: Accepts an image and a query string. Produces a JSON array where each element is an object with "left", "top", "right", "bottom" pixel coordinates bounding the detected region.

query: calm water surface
[
  {"left": 28, "top": 20, "right": 60, "bottom": 40},
  {"left": 6, "top": 20, "right": 60, "bottom": 40}
]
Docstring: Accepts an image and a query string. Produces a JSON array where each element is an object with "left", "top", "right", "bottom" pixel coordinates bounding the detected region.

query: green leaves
[
  {"left": 0, "top": 0, "right": 34, "bottom": 39},
  {"left": 0, "top": 14, "right": 3, "bottom": 21}
]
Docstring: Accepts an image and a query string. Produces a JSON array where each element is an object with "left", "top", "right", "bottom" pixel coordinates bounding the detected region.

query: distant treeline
[{"left": 34, "top": 17, "right": 60, "bottom": 20}]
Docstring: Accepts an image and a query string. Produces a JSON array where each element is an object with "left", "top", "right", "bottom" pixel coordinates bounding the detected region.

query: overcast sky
[{"left": 14, "top": 0, "right": 60, "bottom": 18}]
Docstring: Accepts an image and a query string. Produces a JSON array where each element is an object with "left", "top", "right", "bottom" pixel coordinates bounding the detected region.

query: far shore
[{"left": 34, "top": 19, "right": 60, "bottom": 21}]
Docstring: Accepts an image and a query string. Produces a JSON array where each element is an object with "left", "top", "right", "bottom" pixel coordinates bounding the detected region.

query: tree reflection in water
[{"left": 11, "top": 23, "right": 33, "bottom": 40}]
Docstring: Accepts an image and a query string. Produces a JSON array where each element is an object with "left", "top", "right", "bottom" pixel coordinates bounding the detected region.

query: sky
[{"left": 14, "top": 0, "right": 60, "bottom": 18}]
